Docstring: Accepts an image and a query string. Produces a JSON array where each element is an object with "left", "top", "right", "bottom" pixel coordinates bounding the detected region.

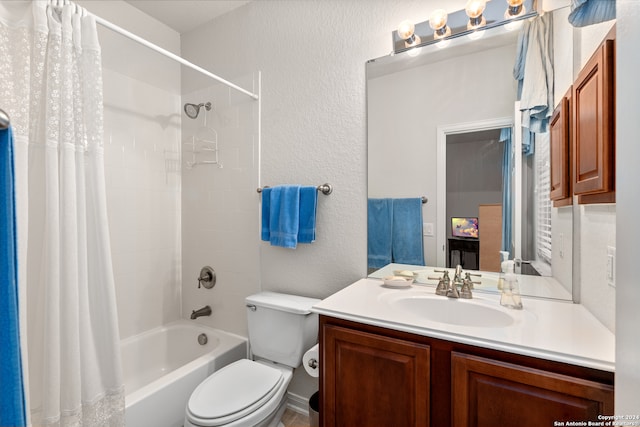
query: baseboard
[{"left": 286, "top": 391, "right": 310, "bottom": 416}]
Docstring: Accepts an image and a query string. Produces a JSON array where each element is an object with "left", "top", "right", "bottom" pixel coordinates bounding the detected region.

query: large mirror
[{"left": 366, "top": 7, "right": 576, "bottom": 300}]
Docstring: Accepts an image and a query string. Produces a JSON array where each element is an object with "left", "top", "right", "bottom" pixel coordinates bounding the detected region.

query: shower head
[{"left": 184, "top": 102, "right": 212, "bottom": 119}]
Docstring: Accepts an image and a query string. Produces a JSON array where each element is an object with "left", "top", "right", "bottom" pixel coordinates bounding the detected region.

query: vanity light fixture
[
  {"left": 390, "top": 0, "right": 535, "bottom": 54},
  {"left": 467, "top": 29, "right": 485, "bottom": 40},
  {"left": 465, "top": 0, "right": 487, "bottom": 30},
  {"left": 407, "top": 47, "right": 422, "bottom": 57},
  {"left": 429, "top": 9, "right": 451, "bottom": 40},
  {"left": 505, "top": 0, "right": 526, "bottom": 19},
  {"left": 397, "top": 20, "right": 421, "bottom": 48}
]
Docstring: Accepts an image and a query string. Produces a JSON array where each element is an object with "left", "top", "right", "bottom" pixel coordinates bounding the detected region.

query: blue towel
[
  {"left": 391, "top": 198, "right": 425, "bottom": 266},
  {"left": 298, "top": 186, "right": 317, "bottom": 243},
  {"left": 0, "top": 127, "right": 27, "bottom": 427},
  {"left": 268, "top": 185, "right": 301, "bottom": 248},
  {"left": 261, "top": 187, "right": 272, "bottom": 242},
  {"left": 367, "top": 198, "right": 393, "bottom": 268},
  {"left": 568, "top": 0, "right": 615, "bottom": 28}
]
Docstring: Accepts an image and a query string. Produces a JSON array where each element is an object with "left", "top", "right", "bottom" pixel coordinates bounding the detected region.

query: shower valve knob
[{"left": 197, "top": 266, "right": 216, "bottom": 289}]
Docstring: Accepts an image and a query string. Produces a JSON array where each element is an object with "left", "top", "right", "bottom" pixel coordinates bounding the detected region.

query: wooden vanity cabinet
[
  {"left": 452, "top": 352, "right": 614, "bottom": 427},
  {"left": 572, "top": 29, "right": 615, "bottom": 204},
  {"left": 321, "top": 322, "right": 430, "bottom": 427},
  {"left": 550, "top": 90, "right": 572, "bottom": 207},
  {"left": 319, "top": 316, "right": 614, "bottom": 427}
]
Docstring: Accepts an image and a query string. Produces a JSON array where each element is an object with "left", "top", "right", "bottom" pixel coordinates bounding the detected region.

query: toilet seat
[{"left": 186, "top": 359, "right": 287, "bottom": 427}]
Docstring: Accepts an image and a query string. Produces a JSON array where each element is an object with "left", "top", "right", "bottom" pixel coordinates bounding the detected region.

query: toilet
[{"left": 184, "top": 292, "right": 321, "bottom": 427}]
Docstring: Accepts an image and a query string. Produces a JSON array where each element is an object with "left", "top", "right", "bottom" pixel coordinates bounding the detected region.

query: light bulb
[
  {"left": 465, "top": 0, "right": 486, "bottom": 19},
  {"left": 428, "top": 9, "right": 448, "bottom": 31},
  {"left": 405, "top": 34, "right": 421, "bottom": 48},
  {"left": 505, "top": 0, "right": 525, "bottom": 18},
  {"left": 397, "top": 20, "right": 415, "bottom": 40},
  {"left": 429, "top": 9, "right": 451, "bottom": 39},
  {"left": 466, "top": 0, "right": 487, "bottom": 30}
]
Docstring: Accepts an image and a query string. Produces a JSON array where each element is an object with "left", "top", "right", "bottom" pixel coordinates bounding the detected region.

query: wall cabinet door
[
  {"left": 572, "top": 36, "right": 615, "bottom": 203},
  {"left": 452, "top": 352, "right": 614, "bottom": 427},
  {"left": 478, "top": 204, "right": 502, "bottom": 272},
  {"left": 550, "top": 91, "right": 572, "bottom": 206},
  {"left": 321, "top": 324, "right": 430, "bottom": 427}
]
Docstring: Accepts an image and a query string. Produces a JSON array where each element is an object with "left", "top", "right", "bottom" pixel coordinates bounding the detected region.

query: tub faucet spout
[{"left": 190, "top": 305, "right": 212, "bottom": 319}]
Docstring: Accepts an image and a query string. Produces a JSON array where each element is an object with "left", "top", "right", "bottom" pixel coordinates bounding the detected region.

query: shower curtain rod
[{"left": 89, "top": 12, "right": 259, "bottom": 101}]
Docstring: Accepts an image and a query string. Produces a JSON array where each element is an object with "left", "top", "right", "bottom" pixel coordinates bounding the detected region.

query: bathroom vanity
[{"left": 312, "top": 278, "right": 614, "bottom": 427}]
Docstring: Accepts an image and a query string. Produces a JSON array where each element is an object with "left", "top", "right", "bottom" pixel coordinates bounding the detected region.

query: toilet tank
[{"left": 245, "top": 292, "right": 321, "bottom": 368}]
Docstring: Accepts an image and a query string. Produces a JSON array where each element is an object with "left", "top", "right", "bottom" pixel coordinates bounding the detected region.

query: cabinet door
[
  {"left": 452, "top": 352, "right": 614, "bottom": 427},
  {"left": 572, "top": 38, "right": 615, "bottom": 202},
  {"left": 550, "top": 92, "right": 572, "bottom": 206},
  {"left": 478, "top": 204, "right": 502, "bottom": 272},
  {"left": 322, "top": 324, "right": 430, "bottom": 427}
]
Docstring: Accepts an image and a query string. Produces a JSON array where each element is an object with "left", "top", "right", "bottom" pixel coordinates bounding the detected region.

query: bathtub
[{"left": 122, "top": 320, "right": 248, "bottom": 427}]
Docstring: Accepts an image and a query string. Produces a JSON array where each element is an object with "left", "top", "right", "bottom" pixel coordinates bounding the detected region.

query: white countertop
[{"left": 312, "top": 278, "right": 615, "bottom": 372}]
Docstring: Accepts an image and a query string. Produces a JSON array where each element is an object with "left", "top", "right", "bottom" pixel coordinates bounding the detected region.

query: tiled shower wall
[
  {"left": 181, "top": 74, "right": 260, "bottom": 337},
  {"left": 103, "top": 68, "right": 182, "bottom": 340}
]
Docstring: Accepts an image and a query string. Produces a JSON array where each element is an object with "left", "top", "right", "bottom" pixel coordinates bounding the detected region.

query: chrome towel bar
[
  {"left": 257, "top": 183, "right": 332, "bottom": 195},
  {"left": 0, "top": 108, "right": 10, "bottom": 130}
]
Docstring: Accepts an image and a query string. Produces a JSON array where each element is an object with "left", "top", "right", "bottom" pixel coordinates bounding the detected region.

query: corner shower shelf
[{"left": 184, "top": 130, "right": 222, "bottom": 169}]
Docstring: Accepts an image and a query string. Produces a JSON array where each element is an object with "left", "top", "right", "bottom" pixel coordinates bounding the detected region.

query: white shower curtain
[{"left": 0, "top": 1, "right": 124, "bottom": 426}]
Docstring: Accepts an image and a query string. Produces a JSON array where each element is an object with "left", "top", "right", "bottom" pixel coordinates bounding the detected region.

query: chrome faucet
[
  {"left": 460, "top": 276, "right": 473, "bottom": 299},
  {"left": 431, "top": 265, "right": 482, "bottom": 299},
  {"left": 443, "top": 265, "right": 462, "bottom": 298},
  {"left": 434, "top": 270, "right": 450, "bottom": 296},
  {"left": 190, "top": 305, "right": 212, "bottom": 319}
]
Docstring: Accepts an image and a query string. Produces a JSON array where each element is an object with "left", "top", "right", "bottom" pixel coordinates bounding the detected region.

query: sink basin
[{"left": 386, "top": 294, "right": 515, "bottom": 328}]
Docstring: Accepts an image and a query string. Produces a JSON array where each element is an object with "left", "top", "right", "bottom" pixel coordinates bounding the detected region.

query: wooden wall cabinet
[
  {"left": 320, "top": 316, "right": 614, "bottom": 427},
  {"left": 549, "top": 90, "right": 572, "bottom": 207},
  {"left": 572, "top": 31, "right": 615, "bottom": 204}
]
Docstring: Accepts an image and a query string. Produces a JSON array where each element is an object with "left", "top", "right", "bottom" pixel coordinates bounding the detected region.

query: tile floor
[{"left": 281, "top": 408, "right": 311, "bottom": 427}]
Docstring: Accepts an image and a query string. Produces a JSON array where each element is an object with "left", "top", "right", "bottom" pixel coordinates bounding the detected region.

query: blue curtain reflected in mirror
[{"left": 499, "top": 127, "right": 513, "bottom": 256}]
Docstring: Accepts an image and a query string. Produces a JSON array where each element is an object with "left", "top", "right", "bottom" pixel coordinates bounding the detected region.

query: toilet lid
[{"left": 187, "top": 359, "right": 284, "bottom": 424}]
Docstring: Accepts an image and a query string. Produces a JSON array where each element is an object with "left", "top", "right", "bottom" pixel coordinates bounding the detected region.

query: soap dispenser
[{"left": 500, "top": 260, "right": 523, "bottom": 309}]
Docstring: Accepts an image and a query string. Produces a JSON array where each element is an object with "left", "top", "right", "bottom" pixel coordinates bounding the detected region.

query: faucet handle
[
  {"left": 463, "top": 272, "right": 481, "bottom": 288},
  {"left": 197, "top": 266, "right": 216, "bottom": 289},
  {"left": 460, "top": 280, "right": 473, "bottom": 299},
  {"left": 435, "top": 278, "right": 449, "bottom": 296}
]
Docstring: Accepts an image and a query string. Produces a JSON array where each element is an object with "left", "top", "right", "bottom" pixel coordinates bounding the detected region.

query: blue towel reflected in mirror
[{"left": 368, "top": 197, "right": 425, "bottom": 269}]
